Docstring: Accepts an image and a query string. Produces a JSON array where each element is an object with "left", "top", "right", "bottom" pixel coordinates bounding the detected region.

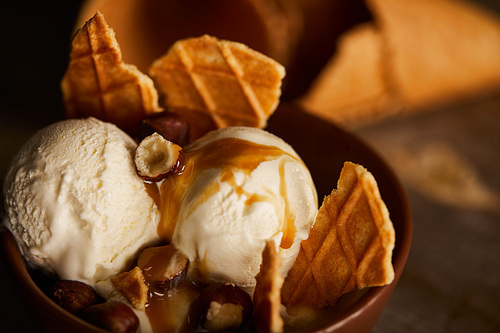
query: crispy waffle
[
  {"left": 300, "top": 0, "right": 500, "bottom": 128},
  {"left": 149, "top": 35, "right": 286, "bottom": 139},
  {"left": 368, "top": 0, "right": 500, "bottom": 109},
  {"left": 61, "top": 11, "right": 162, "bottom": 135},
  {"left": 253, "top": 240, "right": 285, "bottom": 333},
  {"left": 281, "top": 162, "right": 395, "bottom": 308},
  {"left": 300, "top": 23, "right": 396, "bottom": 127},
  {"left": 111, "top": 266, "right": 149, "bottom": 311}
]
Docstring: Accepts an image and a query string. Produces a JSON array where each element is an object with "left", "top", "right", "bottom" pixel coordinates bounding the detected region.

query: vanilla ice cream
[
  {"left": 3, "top": 117, "right": 160, "bottom": 287},
  {"left": 158, "top": 127, "right": 318, "bottom": 290}
]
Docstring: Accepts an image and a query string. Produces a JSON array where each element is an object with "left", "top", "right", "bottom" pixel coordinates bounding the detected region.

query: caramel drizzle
[
  {"left": 157, "top": 137, "right": 301, "bottom": 249},
  {"left": 140, "top": 246, "right": 200, "bottom": 333}
]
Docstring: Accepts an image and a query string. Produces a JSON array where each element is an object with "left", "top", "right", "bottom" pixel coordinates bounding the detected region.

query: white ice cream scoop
[
  {"left": 3, "top": 117, "right": 160, "bottom": 287},
  {"left": 156, "top": 127, "right": 318, "bottom": 290}
]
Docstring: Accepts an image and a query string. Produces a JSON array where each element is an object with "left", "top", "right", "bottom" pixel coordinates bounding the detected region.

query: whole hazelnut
[
  {"left": 79, "top": 301, "right": 139, "bottom": 333},
  {"left": 137, "top": 244, "right": 190, "bottom": 291},
  {"left": 50, "top": 280, "right": 99, "bottom": 314}
]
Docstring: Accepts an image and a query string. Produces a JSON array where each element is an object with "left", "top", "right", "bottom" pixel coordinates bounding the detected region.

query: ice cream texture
[
  {"left": 3, "top": 117, "right": 160, "bottom": 287},
  {"left": 156, "top": 127, "right": 318, "bottom": 289}
]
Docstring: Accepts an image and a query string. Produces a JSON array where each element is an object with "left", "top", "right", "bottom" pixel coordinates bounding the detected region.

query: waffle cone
[
  {"left": 61, "top": 11, "right": 162, "bottom": 135},
  {"left": 368, "top": 0, "right": 500, "bottom": 108},
  {"left": 301, "top": 0, "right": 500, "bottom": 128},
  {"left": 300, "top": 23, "right": 395, "bottom": 127},
  {"left": 253, "top": 240, "right": 284, "bottom": 333},
  {"left": 149, "top": 35, "right": 285, "bottom": 140},
  {"left": 281, "top": 162, "right": 395, "bottom": 308}
]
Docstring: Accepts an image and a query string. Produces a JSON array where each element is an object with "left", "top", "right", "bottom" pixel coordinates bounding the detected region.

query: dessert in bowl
[
  {"left": 1, "top": 104, "right": 411, "bottom": 332},
  {"left": 1, "top": 12, "right": 411, "bottom": 333}
]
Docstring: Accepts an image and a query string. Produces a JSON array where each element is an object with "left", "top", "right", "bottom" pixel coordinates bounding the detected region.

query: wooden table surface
[{"left": 1, "top": 1, "right": 499, "bottom": 332}]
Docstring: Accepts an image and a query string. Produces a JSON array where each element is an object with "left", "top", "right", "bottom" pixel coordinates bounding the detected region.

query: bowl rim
[
  {"left": 267, "top": 104, "right": 413, "bottom": 332},
  {"left": 0, "top": 226, "right": 109, "bottom": 333},
  {"left": 309, "top": 160, "right": 412, "bottom": 332},
  {"left": 0, "top": 107, "right": 412, "bottom": 332}
]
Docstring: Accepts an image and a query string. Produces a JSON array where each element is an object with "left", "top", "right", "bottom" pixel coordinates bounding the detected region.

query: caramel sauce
[
  {"left": 157, "top": 137, "right": 302, "bottom": 249},
  {"left": 146, "top": 279, "right": 201, "bottom": 333},
  {"left": 145, "top": 182, "right": 162, "bottom": 210},
  {"left": 138, "top": 245, "right": 202, "bottom": 332},
  {"left": 138, "top": 245, "right": 183, "bottom": 287},
  {"left": 278, "top": 158, "right": 296, "bottom": 249},
  {"left": 145, "top": 137, "right": 305, "bottom": 331}
]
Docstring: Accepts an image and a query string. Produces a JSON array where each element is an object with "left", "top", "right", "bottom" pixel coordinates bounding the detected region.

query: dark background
[{"left": 1, "top": 0, "right": 500, "bottom": 332}]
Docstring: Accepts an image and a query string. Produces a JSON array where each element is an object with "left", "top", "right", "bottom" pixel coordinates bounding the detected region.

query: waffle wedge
[
  {"left": 300, "top": 23, "right": 394, "bottom": 127},
  {"left": 61, "top": 11, "right": 162, "bottom": 135},
  {"left": 301, "top": 0, "right": 500, "bottom": 128},
  {"left": 149, "top": 35, "right": 286, "bottom": 139},
  {"left": 281, "top": 162, "right": 395, "bottom": 309},
  {"left": 111, "top": 266, "right": 149, "bottom": 311},
  {"left": 253, "top": 240, "right": 284, "bottom": 333}
]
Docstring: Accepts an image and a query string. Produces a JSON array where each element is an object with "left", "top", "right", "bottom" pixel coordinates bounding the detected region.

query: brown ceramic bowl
[{"left": 0, "top": 104, "right": 411, "bottom": 332}]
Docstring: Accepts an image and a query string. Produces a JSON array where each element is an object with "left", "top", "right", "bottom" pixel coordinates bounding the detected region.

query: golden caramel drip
[
  {"left": 278, "top": 158, "right": 296, "bottom": 249},
  {"left": 158, "top": 137, "right": 301, "bottom": 249},
  {"left": 143, "top": 137, "right": 307, "bottom": 331},
  {"left": 137, "top": 245, "right": 200, "bottom": 332},
  {"left": 146, "top": 279, "right": 201, "bottom": 332}
]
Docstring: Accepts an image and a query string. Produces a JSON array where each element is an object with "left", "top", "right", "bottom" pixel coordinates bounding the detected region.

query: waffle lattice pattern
[
  {"left": 282, "top": 162, "right": 395, "bottom": 308},
  {"left": 150, "top": 35, "right": 285, "bottom": 130},
  {"left": 61, "top": 11, "right": 160, "bottom": 133}
]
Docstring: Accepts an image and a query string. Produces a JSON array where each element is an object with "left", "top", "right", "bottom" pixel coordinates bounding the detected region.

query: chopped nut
[
  {"left": 190, "top": 283, "right": 253, "bottom": 332},
  {"left": 138, "top": 110, "right": 190, "bottom": 146},
  {"left": 205, "top": 301, "right": 244, "bottom": 332},
  {"left": 137, "top": 244, "right": 190, "bottom": 291},
  {"left": 134, "top": 132, "right": 184, "bottom": 182}
]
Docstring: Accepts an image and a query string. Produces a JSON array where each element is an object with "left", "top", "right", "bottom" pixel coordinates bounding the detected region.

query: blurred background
[{"left": 1, "top": 0, "right": 499, "bottom": 332}]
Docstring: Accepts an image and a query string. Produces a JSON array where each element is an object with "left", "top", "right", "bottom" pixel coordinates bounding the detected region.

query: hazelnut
[
  {"left": 138, "top": 111, "right": 190, "bottom": 146},
  {"left": 137, "top": 244, "right": 190, "bottom": 291},
  {"left": 134, "top": 132, "right": 184, "bottom": 182},
  {"left": 50, "top": 280, "right": 99, "bottom": 314},
  {"left": 189, "top": 283, "right": 253, "bottom": 332},
  {"left": 79, "top": 301, "right": 139, "bottom": 333}
]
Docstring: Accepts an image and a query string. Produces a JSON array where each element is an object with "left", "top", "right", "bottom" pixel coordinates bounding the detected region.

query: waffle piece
[
  {"left": 281, "top": 162, "right": 395, "bottom": 308},
  {"left": 368, "top": 0, "right": 500, "bottom": 109},
  {"left": 149, "top": 35, "right": 286, "bottom": 139},
  {"left": 61, "top": 11, "right": 162, "bottom": 135},
  {"left": 300, "top": 23, "right": 395, "bottom": 127},
  {"left": 253, "top": 240, "right": 284, "bottom": 333},
  {"left": 111, "top": 266, "right": 149, "bottom": 311},
  {"left": 300, "top": 0, "right": 500, "bottom": 128}
]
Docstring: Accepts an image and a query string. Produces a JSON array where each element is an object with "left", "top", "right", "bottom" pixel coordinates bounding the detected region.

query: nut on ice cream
[{"left": 149, "top": 127, "right": 318, "bottom": 290}]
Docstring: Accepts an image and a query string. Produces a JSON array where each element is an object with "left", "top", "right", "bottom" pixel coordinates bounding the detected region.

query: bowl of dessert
[{"left": 1, "top": 11, "right": 411, "bottom": 333}]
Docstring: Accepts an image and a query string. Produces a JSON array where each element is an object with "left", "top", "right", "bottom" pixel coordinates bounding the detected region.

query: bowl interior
[
  {"left": 267, "top": 104, "right": 412, "bottom": 332},
  {"left": 1, "top": 104, "right": 411, "bottom": 332}
]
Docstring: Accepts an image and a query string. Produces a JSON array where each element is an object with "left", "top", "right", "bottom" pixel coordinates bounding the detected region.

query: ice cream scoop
[
  {"left": 3, "top": 117, "right": 160, "bottom": 288},
  {"left": 155, "top": 127, "right": 318, "bottom": 290}
]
